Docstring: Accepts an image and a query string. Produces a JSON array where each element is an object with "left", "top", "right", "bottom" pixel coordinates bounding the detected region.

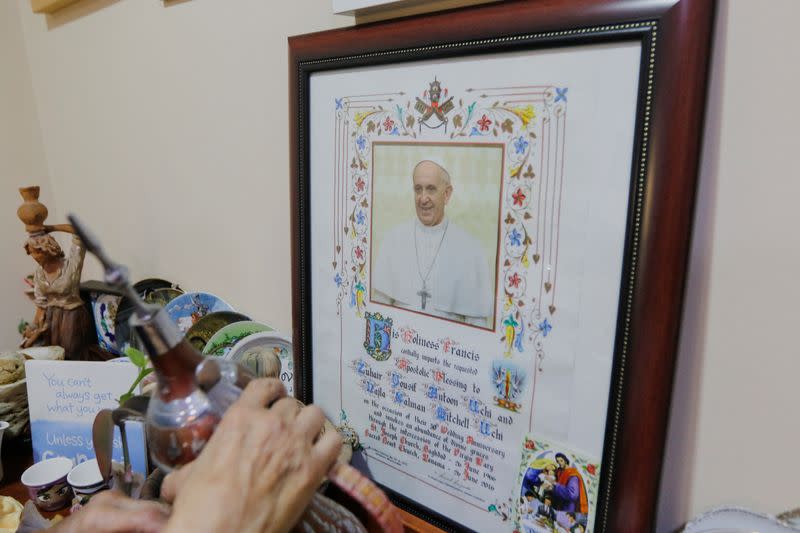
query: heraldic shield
[{"left": 364, "top": 312, "right": 392, "bottom": 361}]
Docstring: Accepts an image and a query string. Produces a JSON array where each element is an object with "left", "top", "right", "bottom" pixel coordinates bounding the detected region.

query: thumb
[{"left": 159, "top": 463, "right": 194, "bottom": 503}]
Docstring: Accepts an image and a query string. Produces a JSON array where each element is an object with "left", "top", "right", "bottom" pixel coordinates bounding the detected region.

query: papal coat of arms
[
  {"left": 364, "top": 312, "right": 393, "bottom": 361},
  {"left": 414, "top": 77, "right": 455, "bottom": 132}
]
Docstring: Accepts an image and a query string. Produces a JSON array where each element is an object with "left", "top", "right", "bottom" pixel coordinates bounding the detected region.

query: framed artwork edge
[{"left": 289, "top": 1, "right": 716, "bottom": 531}]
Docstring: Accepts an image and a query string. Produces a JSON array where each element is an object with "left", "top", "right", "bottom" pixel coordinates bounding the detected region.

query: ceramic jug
[{"left": 17, "top": 186, "right": 48, "bottom": 232}]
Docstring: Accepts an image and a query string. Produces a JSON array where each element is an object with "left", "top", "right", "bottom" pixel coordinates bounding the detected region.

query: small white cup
[{"left": 21, "top": 456, "right": 74, "bottom": 512}]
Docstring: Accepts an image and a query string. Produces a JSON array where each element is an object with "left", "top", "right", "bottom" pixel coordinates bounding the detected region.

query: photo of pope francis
[{"left": 371, "top": 158, "right": 496, "bottom": 328}]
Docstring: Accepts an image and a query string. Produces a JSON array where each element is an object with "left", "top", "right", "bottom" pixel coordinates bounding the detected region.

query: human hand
[
  {"left": 161, "top": 378, "right": 342, "bottom": 533},
  {"left": 47, "top": 490, "right": 169, "bottom": 533},
  {"left": 20, "top": 324, "right": 45, "bottom": 348}
]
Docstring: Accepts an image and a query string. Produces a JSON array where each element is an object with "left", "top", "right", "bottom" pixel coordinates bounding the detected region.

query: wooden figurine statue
[{"left": 18, "top": 186, "right": 93, "bottom": 361}]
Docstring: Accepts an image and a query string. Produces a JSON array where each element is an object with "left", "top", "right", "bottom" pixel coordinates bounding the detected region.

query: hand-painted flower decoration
[
  {"left": 514, "top": 136, "right": 529, "bottom": 155},
  {"left": 355, "top": 176, "right": 365, "bottom": 192},
  {"left": 503, "top": 314, "right": 519, "bottom": 329},
  {"left": 586, "top": 464, "right": 597, "bottom": 475},
  {"left": 501, "top": 118, "right": 514, "bottom": 133},
  {"left": 334, "top": 273, "right": 343, "bottom": 287},
  {"left": 355, "top": 210, "right": 366, "bottom": 225},
  {"left": 356, "top": 135, "right": 367, "bottom": 152},
  {"left": 382, "top": 116, "right": 395, "bottom": 131},
  {"left": 538, "top": 318, "right": 552, "bottom": 337},
  {"left": 508, "top": 228, "right": 522, "bottom": 246},
  {"left": 555, "top": 87, "right": 568, "bottom": 103},
  {"left": 354, "top": 247, "right": 364, "bottom": 260},
  {"left": 512, "top": 188, "right": 527, "bottom": 207},
  {"left": 524, "top": 439, "right": 536, "bottom": 450},
  {"left": 508, "top": 272, "right": 522, "bottom": 289},
  {"left": 335, "top": 98, "right": 343, "bottom": 110},
  {"left": 477, "top": 114, "right": 492, "bottom": 131}
]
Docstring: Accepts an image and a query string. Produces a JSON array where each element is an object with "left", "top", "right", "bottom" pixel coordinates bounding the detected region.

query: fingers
[
  {"left": 310, "top": 429, "right": 343, "bottom": 478},
  {"left": 160, "top": 463, "right": 194, "bottom": 503},
  {"left": 236, "top": 378, "right": 286, "bottom": 408},
  {"left": 79, "top": 491, "right": 170, "bottom": 533},
  {"left": 269, "top": 396, "right": 301, "bottom": 422},
  {"left": 294, "top": 404, "right": 325, "bottom": 442}
]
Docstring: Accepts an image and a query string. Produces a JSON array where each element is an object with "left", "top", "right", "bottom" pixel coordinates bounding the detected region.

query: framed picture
[{"left": 289, "top": 1, "right": 714, "bottom": 531}]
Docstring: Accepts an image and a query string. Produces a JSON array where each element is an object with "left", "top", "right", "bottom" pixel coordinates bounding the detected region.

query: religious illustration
[
  {"left": 512, "top": 436, "right": 601, "bottom": 533},
  {"left": 370, "top": 143, "right": 502, "bottom": 330},
  {"left": 491, "top": 360, "right": 527, "bottom": 412},
  {"left": 325, "top": 76, "right": 572, "bottom": 517},
  {"left": 312, "top": 44, "right": 639, "bottom": 530}
]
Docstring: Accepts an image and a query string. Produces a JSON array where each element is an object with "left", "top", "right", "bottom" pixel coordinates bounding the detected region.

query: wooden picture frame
[{"left": 289, "top": 1, "right": 714, "bottom": 531}]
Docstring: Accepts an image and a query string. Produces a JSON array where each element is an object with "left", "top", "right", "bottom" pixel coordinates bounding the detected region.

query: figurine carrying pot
[{"left": 18, "top": 187, "right": 92, "bottom": 360}]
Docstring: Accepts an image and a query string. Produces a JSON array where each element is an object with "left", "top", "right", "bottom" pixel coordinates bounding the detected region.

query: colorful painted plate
[
  {"left": 91, "top": 293, "right": 122, "bottom": 353},
  {"left": 201, "top": 321, "right": 273, "bottom": 358},
  {"left": 184, "top": 311, "right": 250, "bottom": 352},
  {"left": 144, "top": 287, "right": 185, "bottom": 308},
  {"left": 226, "top": 332, "right": 294, "bottom": 397},
  {"left": 165, "top": 292, "right": 234, "bottom": 334}
]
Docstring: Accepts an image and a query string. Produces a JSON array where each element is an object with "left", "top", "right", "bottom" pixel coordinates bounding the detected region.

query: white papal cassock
[{"left": 372, "top": 218, "right": 494, "bottom": 327}]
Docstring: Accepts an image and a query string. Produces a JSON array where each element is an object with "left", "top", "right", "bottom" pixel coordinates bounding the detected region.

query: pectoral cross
[{"left": 417, "top": 283, "right": 431, "bottom": 310}]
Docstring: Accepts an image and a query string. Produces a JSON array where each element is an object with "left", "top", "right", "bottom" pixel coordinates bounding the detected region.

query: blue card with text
[{"left": 25, "top": 360, "right": 148, "bottom": 475}]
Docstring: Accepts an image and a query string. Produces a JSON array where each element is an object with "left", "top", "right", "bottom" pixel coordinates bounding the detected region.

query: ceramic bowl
[
  {"left": 21, "top": 457, "right": 74, "bottom": 512},
  {"left": 67, "top": 459, "right": 107, "bottom": 496}
]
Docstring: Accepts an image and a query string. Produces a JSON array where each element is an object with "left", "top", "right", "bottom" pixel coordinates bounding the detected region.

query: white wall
[
  {"left": 0, "top": 0, "right": 53, "bottom": 349},
  {"left": 657, "top": 1, "right": 800, "bottom": 530},
  {"left": 5, "top": 0, "right": 800, "bottom": 531},
  {"left": 12, "top": 0, "right": 351, "bottom": 336}
]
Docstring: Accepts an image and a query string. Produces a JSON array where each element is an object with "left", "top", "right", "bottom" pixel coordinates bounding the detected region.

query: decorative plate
[
  {"left": 90, "top": 293, "right": 122, "bottom": 354},
  {"left": 184, "top": 311, "right": 250, "bottom": 352},
  {"left": 164, "top": 292, "right": 234, "bottom": 334},
  {"left": 201, "top": 321, "right": 273, "bottom": 358},
  {"left": 111, "top": 280, "right": 181, "bottom": 353},
  {"left": 682, "top": 506, "right": 800, "bottom": 533},
  {"left": 133, "top": 278, "right": 179, "bottom": 299},
  {"left": 144, "top": 287, "right": 184, "bottom": 308},
  {"left": 226, "top": 331, "right": 294, "bottom": 397}
]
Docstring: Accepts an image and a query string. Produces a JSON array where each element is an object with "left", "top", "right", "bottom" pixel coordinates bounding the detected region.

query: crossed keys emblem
[{"left": 414, "top": 77, "right": 455, "bottom": 132}]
